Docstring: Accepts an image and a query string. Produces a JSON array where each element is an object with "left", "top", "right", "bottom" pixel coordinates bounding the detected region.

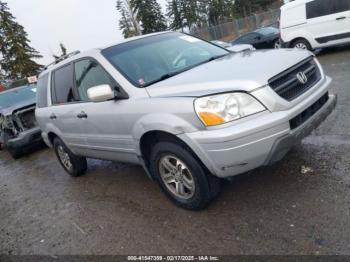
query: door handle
[
  {"left": 336, "top": 16, "right": 346, "bottom": 20},
  {"left": 49, "top": 113, "right": 57, "bottom": 120},
  {"left": 77, "top": 111, "right": 88, "bottom": 119}
]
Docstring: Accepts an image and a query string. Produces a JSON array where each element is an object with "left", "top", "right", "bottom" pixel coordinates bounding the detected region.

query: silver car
[{"left": 35, "top": 32, "right": 336, "bottom": 209}]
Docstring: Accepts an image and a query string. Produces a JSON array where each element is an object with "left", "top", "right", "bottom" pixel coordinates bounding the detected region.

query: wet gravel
[{"left": 0, "top": 45, "right": 350, "bottom": 255}]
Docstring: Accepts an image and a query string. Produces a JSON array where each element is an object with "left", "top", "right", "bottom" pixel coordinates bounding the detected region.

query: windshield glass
[
  {"left": 0, "top": 86, "right": 37, "bottom": 109},
  {"left": 257, "top": 27, "right": 278, "bottom": 36},
  {"left": 102, "top": 32, "right": 229, "bottom": 87}
]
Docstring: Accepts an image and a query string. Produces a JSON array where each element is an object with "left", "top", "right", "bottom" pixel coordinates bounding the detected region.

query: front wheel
[
  {"left": 2, "top": 131, "right": 22, "bottom": 159},
  {"left": 53, "top": 137, "right": 87, "bottom": 177},
  {"left": 150, "top": 141, "right": 221, "bottom": 210},
  {"left": 291, "top": 39, "right": 312, "bottom": 51}
]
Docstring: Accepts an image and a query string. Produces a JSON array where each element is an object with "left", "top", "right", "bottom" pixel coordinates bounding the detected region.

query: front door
[{"left": 72, "top": 58, "right": 138, "bottom": 163}]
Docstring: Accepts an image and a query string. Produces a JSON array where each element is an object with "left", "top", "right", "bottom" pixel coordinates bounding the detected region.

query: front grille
[
  {"left": 17, "top": 109, "right": 37, "bottom": 130},
  {"left": 269, "top": 57, "right": 321, "bottom": 101},
  {"left": 290, "top": 92, "right": 329, "bottom": 130}
]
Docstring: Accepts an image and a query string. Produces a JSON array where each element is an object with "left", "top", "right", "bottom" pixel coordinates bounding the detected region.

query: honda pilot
[{"left": 35, "top": 32, "right": 336, "bottom": 209}]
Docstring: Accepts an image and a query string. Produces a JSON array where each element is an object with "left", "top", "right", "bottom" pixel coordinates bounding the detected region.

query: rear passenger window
[
  {"left": 333, "top": 0, "right": 350, "bottom": 13},
  {"left": 52, "top": 64, "right": 75, "bottom": 104},
  {"left": 36, "top": 73, "right": 49, "bottom": 108},
  {"left": 74, "top": 59, "right": 114, "bottom": 102},
  {"left": 307, "top": 0, "right": 350, "bottom": 19}
]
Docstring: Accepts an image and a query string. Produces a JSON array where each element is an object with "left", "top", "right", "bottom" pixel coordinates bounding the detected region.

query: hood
[
  {"left": 0, "top": 97, "right": 36, "bottom": 116},
  {"left": 146, "top": 49, "right": 313, "bottom": 97},
  {"left": 227, "top": 44, "right": 255, "bottom": 52}
]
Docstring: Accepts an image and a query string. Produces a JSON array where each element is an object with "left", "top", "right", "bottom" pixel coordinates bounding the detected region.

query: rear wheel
[
  {"left": 53, "top": 137, "right": 87, "bottom": 177},
  {"left": 150, "top": 141, "right": 221, "bottom": 210},
  {"left": 274, "top": 39, "right": 281, "bottom": 49},
  {"left": 292, "top": 39, "right": 312, "bottom": 51}
]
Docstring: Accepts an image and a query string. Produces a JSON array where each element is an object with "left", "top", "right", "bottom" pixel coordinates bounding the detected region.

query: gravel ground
[{"left": 0, "top": 45, "right": 350, "bottom": 255}]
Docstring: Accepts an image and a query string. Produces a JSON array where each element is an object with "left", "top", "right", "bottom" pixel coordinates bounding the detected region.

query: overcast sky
[{"left": 6, "top": 0, "right": 167, "bottom": 65}]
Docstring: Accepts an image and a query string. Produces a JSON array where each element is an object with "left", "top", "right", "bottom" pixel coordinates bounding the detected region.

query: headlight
[{"left": 194, "top": 92, "right": 266, "bottom": 126}]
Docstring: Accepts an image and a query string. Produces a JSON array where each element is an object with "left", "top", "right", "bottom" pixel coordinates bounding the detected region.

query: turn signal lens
[{"left": 198, "top": 112, "right": 225, "bottom": 126}]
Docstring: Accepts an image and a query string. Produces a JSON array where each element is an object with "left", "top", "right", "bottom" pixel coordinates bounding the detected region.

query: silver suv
[{"left": 35, "top": 32, "right": 336, "bottom": 209}]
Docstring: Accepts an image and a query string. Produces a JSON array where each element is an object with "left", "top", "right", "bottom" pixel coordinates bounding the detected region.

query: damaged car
[{"left": 0, "top": 85, "right": 42, "bottom": 158}]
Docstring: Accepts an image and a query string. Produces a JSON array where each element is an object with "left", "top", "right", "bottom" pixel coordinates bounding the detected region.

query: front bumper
[
  {"left": 7, "top": 127, "right": 42, "bottom": 150},
  {"left": 265, "top": 94, "right": 336, "bottom": 165},
  {"left": 179, "top": 84, "right": 336, "bottom": 178}
]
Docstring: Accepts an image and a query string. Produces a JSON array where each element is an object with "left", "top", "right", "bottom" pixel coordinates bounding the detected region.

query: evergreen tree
[
  {"left": 116, "top": 0, "right": 141, "bottom": 38},
  {"left": 207, "top": 0, "right": 234, "bottom": 25},
  {"left": 166, "top": 0, "right": 279, "bottom": 31},
  {"left": 167, "top": 0, "right": 184, "bottom": 31},
  {"left": 233, "top": 0, "right": 277, "bottom": 17},
  {"left": 167, "top": 0, "right": 203, "bottom": 31},
  {"left": 131, "top": 0, "right": 167, "bottom": 34},
  {"left": 0, "top": 1, "right": 42, "bottom": 81}
]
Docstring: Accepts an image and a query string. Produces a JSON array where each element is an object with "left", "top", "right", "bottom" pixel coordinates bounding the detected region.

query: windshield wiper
[
  {"left": 142, "top": 70, "right": 186, "bottom": 87},
  {"left": 194, "top": 54, "right": 228, "bottom": 67},
  {"left": 142, "top": 54, "right": 229, "bottom": 87}
]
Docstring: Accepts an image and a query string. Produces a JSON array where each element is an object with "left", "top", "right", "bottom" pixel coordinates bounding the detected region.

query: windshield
[
  {"left": 257, "top": 27, "right": 278, "bottom": 36},
  {"left": 102, "top": 32, "right": 229, "bottom": 87},
  {"left": 0, "top": 86, "right": 37, "bottom": 109}
]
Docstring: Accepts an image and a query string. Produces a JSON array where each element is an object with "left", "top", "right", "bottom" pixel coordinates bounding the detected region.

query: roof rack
[{"left": 44, "top": 51, "right": 80, "bottom": 70}]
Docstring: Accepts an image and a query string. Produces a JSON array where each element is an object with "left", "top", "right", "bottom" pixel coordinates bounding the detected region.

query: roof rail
[{"left": 44, "top": 51, "right": 80, "bottom": 70}]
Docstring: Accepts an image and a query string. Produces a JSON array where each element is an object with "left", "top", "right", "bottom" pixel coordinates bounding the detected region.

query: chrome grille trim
[{"left": 268, "top": 57, "right": 321, "bottom": 101}]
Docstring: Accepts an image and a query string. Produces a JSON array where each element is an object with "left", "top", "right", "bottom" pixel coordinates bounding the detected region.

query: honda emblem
[{"left": 296, "top": 72, "right": 308, "bottom": 84}]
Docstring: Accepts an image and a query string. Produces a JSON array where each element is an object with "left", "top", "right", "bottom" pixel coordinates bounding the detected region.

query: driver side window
[{"left": 74, "top": 59, "right": 114, "bottom": 102}]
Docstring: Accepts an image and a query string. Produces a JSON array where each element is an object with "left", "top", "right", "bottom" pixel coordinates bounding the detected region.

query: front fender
[{"left": 132, "top": 113, "right": 199, "bottom": 142}]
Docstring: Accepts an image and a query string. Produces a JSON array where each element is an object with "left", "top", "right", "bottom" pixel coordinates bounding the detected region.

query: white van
[{"left": 280, "top": 0, "right": 350, "bottom": 50}]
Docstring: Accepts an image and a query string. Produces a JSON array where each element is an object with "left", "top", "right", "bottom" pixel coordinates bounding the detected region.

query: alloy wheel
[
  {"left": 295, "top": 43, "right": 307, "bottom": 49},
  {"left": 158, "top": 155, "right": 195, "bottom": 199},
  {"left": 274, "top": 40, "right": 281, "bottom": 49},
  {"left": 57, "top": 145, "right": 73, "bottom": 171}
]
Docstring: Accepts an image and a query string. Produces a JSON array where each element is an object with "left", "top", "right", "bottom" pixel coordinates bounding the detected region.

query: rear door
[
  {"left": 49, "top": 63, "right": 87, "bottom": 154},
  {"left": 306, "top": 0, "right": 350, "bottom": 46}
]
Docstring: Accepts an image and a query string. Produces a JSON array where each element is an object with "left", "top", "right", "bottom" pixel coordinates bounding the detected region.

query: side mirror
[{"left": 87, "top": 84, "right": 115, "bottom": 102}]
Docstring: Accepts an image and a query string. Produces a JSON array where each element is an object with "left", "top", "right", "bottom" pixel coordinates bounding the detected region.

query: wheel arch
[
  {"left": 139, "top": 130, "right": 214, "bottom": 179},
  {"left": 47, "top": 131, "right": 59, "bottom": 146},
  {"left": 290, "top": 37, "right": 313, "bottom": 50}
]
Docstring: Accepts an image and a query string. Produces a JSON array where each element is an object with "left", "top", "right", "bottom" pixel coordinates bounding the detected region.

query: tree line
[
  {"left": 0, "top": 1, "right": 42, "bottom": 84},
  {"left": 0, "top": 1, "right": 69, "bottom": 85},
  {"left": 117, "top": 0, "right": 280, "bottom": 38},
  {"left": 0, "top": 0, "right": 280, "bottom": 84}
]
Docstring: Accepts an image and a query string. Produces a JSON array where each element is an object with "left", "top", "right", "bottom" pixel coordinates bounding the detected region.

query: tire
[
  {"left": 2, "top": 131, "right": 22, "bottom": 159},
  {"left": 53, "top": 137, "right": 87, "bottom": 177},
  {"left": 273, "top": 39, "right": 281, "bottom": 49},
  {"left": 8, "top": 147, "right": 22, "bottom": 159},
  {"left": 149, "top": 141, "right": 221, "bottom": 210},
  {"left": 291, "top": 39, "right": 312, "bottom": 51}
]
